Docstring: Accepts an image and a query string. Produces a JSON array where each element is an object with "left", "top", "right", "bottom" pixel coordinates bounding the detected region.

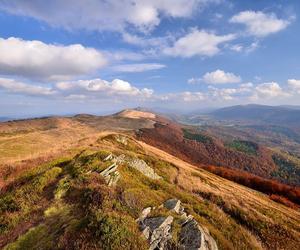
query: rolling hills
[{"left": 0, "top": 109, "right": 300, "bottom": 250}]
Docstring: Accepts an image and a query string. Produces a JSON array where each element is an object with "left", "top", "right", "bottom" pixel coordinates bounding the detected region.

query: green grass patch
[
  {"left": 182, "top": 129, "right": 212, "bottom": 143},
  {"left": 226, "top": 140, "right": 258, "bottom": 155}
]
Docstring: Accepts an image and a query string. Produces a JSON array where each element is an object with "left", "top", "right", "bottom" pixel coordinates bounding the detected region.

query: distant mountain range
[
  {"left": 210, "top": 104, "right": 300, "bottom": 125},
  {"left": 0, "top": 117, "right": 11, "bottom": 122},
  {"left": 175, "top": 104, "right": 300, "bottom": 127}
]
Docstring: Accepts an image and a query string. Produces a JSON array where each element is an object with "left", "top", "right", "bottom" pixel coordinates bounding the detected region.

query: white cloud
[
  {"left": 103, "top": 50, "right": 146, "bottom": 62},
  {"left": 239, "top": 82, "right": 254, "bottom": 89},
  {"left": 208, "top": 86, "right": 239, "bottom": 100},
  {"left": 230, "top": 44, "right": 243, "bottom": 52},
  {"left": 288, "top": 79, "right": 300, "bottom": 88},
  {"left": 0, "top": 78, "right": 56, "bottom": 96},
  {"left": 230, "top": 11, "right": 291, "bottom": 37},
  {"left": 254, "top": 82, "right": 288, "bottom": 98},
  {"left": 0, "top": 77, "right": 154, "bottom": 101},
  {"left": 187, "top": 77, "right": 202, "bottom": 84},
  {"left": 230, "top": 41, "right": 259, "bottom": 53},
  {"left": 55, "top": 78, "right": 154, "bottom": 98},
  {"left": 160, "top": 91, "right": 206, "bottom": 102},
  {"left": 112, "top": 63, "right": 166, "bottom": 73},
  {"left": 163, "top": 29, "right": 235, "bottom": 57},
  {"left": 0, "top": 0, "right": 209, "bottom": 33},
  {"left": 0, "top": 37, "right": 106, "bottom": 80},
  {"left": 287, "top": 79, "right": 300, "bottom": 93},
  {"left": 122, "top": 32, "right": 172, "bottom": 48},
  {"left": 203, "top": 69, "right": 241, "bottom": 84}
]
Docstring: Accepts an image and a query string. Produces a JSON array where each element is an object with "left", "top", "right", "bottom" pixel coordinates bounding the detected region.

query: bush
[
  {"left": 88, "top": 211, "right": 147, "bottom": 250},
  {"left": 0, "top": 195, "right": 19, "bottom": 213},
  {"left": 203, "top": 165, "right": 300, "bottom": 206},
  {"left": 33, "top": 167, "right": 62, "bottom": 192},
  {"left": 269, "top": 194, "right": 299, "bottom": 209},
  {"left": 4, "top": 225, "right": 53, "bottom": 250}
]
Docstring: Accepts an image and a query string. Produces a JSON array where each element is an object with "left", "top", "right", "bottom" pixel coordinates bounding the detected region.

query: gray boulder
[
  {"left": 138, "top": 199, "right": 218, "bottom": 250},
  {"left": 179, "top": 219, "right": 218, "bottom": 250},
  {"left": 141, "top": 216, "right": 174, "bottom": 250}
]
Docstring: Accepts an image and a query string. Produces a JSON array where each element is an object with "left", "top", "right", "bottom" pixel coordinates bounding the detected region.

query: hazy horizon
[{"left": 2, "top": 103, "right": 300, "bottom": 121}]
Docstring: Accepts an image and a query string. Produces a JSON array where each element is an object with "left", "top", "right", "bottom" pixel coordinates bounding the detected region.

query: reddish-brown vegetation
[
  {"left": 137, "top": 121, "right": 300, "bottom": 206},
  {"left": 202, "top": 165, "right": 300, "bottom": 206},
  {"left": 269, "top": 194, "right": 299, "bottom": 209},
  {"left": 138, "top": 122, "right": 276, "bottom": 178}
]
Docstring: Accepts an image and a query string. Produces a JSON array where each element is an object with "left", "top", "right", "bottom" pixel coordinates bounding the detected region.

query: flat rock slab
[{"left": 144, "top": 216, "right": 173, "bottom": 231}]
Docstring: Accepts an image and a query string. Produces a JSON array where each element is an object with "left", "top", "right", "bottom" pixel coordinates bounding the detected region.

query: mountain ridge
[{"left": 1, "top": 108, "right": 300, "bottom": 249}]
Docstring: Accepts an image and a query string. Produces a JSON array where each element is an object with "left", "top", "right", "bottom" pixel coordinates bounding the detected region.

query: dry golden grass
[
  {"left": 137, "top": 140, "right": 300, "bottom": 228},
  {"left": 1, "top": 125, "right": 300, "bottom": 249},
  {"left": 1, "top": 113, "right": 300, "bottom": 249},
  {"left": 116, "top": 109, "right": 156, "bottom": 119}
]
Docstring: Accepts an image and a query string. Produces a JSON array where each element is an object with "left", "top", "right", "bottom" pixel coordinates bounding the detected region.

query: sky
[{"left": 0, "top": 0, "right": 300, "bottom": 117}]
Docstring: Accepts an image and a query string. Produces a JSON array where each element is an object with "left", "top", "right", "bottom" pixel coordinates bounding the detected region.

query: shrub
[
  {"left": 3, "top": 225, "right": 53, "bottom": 250},
  {"left": 269, "top": 194, "right": 299, "bottom": 209},
  {"left": 33, "top": 167, "right": 62, "bottom": 192},
  {"left": 54, "top": 177, "right": 70, "bottom": 199},
  {"left": 88, "top": 211, "right": 147, "bottom": 250},
  {"left": 0, "top": 195, "right": 19, "bottom": 213},
  {"left": 203, "top": 165, "right": 300, "bottom": 206}
]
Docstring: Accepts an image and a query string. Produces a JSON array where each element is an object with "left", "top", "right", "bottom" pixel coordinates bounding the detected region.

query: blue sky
[{"left": 0, "top": 0, "right": 300, "bottom": 117}]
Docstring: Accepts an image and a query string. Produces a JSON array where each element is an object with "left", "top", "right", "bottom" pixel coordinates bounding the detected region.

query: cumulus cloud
[
  {"left": 0, "top": 77, "right": 154, "bottom": 101},
  {"left": 254, "top": 82, "right": 288, "bottom": 98},
  {"left": 203, "top": 69, "right": 241, "bottom": 84},
  {"left": 55, "top": 78, "right": 154, "bottom": 99},
  {"left": 0, "top": 0, "right": 209, "bottom": 33},
  {"left": 163, "top": 29, "right": 235, "bottom": 57},
  {"left": 0, "top": 78, "right": 56, "bottom": 96},
  {"left": 0, "top": 37, "right": 106, "bottom": 81},
  {"left": 208, "top": 86, "right": 239, "bottom": 100},
  {"left": 112, "top": 63, "right": 166, "bottom": 73},
  {"left": 230, "top": 11, "right": 291, "bottom": 37},
  {"left": 287, "top": 79, "right": 300, "bottom": 93}
]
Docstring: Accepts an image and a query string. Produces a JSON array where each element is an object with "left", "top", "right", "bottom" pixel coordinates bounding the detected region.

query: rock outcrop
[
  {"left": 143, "top": 216, "right": 173, "bottom": 250},
  {"left": 99, "top": 152, "right": 161, "bottom": 186},
  {"left": 114, "top": 135, "right": 128, "bottom": 145},
  {"left": 138, "top": 198, "right": 218, "bottom": 250},
  {"left": 113, "top": 154, "right": 161, "bottom": 180},
  {"left": 100, "top": 162, "right": 120, "bottom": 186}
]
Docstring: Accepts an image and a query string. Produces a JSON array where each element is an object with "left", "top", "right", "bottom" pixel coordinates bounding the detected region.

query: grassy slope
[
  {"left": 0, "top": 115, "right": 154, "bottom": 188},
  {"left": 0, "top": 133, "right": 299, "bottom": 250}
]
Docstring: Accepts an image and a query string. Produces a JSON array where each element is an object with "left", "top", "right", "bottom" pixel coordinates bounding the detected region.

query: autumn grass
[{"left": 1, "top": 132, "right": 300, "bottom": 249}]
